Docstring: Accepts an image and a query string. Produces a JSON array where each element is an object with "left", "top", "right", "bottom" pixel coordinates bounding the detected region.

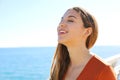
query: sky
[{"left": 0, "top": 0, "right": 120, "bottom": 47}]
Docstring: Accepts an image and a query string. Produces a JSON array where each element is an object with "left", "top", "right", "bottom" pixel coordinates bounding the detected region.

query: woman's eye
[{"left": 68, "top": 20, "right": 74, "bottom": 22}]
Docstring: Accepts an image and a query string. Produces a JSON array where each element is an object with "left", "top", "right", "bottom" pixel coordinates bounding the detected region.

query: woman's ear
[{"left": 84, "top": 27, "right": 92, "bottom": 37}]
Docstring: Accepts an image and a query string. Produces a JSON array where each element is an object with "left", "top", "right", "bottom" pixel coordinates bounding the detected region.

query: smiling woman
[{"left": 49, "top": 7, "right": 116, "bottom": 80}]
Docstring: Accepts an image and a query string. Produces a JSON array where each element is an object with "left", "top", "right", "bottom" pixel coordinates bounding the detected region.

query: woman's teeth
[{"left": 59, "top": 30, "right": 68, "bottom": 35}]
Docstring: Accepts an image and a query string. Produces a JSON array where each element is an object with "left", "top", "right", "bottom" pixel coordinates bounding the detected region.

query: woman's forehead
[{"left": 63, "top": 9, "right": 80, "bottom": 18}]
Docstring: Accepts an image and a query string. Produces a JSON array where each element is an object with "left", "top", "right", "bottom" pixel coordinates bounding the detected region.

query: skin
[{"left": 57, "top": 9, "right": 93, "bottom": 80}]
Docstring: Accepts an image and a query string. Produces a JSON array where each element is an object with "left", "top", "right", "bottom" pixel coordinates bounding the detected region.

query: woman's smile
[{"left": 58, "top": 29, "right": 68, "bottom": 36}]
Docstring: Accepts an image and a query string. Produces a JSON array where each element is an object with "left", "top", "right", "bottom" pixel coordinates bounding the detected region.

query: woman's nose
[
  {"left": 59, "top": 21, "right": 66, "bottom": 28},
  {"left": 57, "top": 22, "right": 65, "bottom": 31}
]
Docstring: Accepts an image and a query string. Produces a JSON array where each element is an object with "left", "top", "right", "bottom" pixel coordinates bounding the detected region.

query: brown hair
[{"left": 49, "top": 7, "right": 98, "bottom": 80}]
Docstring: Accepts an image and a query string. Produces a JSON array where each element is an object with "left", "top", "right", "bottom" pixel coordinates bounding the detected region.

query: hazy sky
[{"left": 0, "top": 0, "right": 120, "bottom": 47}]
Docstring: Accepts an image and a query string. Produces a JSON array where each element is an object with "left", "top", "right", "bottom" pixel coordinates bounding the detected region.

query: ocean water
[{"left": 0, "top": 46, "right": 120, "bottom": 80}]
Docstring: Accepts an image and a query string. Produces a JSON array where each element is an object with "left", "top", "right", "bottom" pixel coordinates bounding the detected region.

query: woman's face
[{"left": 57, "top": 9, "right": 89, "bottom": 46}]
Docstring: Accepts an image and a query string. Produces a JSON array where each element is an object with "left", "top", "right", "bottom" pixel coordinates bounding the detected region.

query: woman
[{"left": 50, "top": 7, "right": 116, "bottom": 80}]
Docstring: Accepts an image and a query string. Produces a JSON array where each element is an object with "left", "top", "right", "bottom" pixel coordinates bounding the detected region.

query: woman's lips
[{"left": 58, "top": 30, "right": 68, "bottom": 35}]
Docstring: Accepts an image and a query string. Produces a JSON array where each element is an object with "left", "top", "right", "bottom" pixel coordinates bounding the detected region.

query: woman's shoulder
[
  {"left": 77, "top": 53, "right": 116, "bottom": 80},
  {"left": 89, "top": 53, "right": 109, "bottom": 67},
  {"left": 97, "top": 65, "right": 117, "bottom": 80},
  {"left": 89, "top": 53, "right": 117, "bottom": 80}
]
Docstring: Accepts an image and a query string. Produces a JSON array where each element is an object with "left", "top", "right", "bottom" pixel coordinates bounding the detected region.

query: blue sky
[{"left": 0, "top": 0, "right": 120, "bottom": 47}]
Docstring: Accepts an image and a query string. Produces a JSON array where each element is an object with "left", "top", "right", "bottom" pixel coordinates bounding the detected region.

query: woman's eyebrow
[
  {"left": 61, "top": 15, "right": 77, "bottom": 20},
  {"left": 68, "top": 15, "right": 77, "bottom": 19}
]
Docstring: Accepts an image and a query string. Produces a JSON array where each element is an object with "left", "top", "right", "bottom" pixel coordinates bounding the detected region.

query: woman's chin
[{"left": 58, "top": 39, "right": 66, "bottom": 45}]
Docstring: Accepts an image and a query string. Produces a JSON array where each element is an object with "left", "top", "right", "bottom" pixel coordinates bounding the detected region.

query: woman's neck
[{"left": 67, "top": 44, "right": 92, "bottom": 67}]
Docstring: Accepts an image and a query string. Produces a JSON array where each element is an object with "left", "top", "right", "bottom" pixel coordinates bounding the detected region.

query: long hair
[{"left": 49, "top": 7, "right": 98, "bottom": 80}]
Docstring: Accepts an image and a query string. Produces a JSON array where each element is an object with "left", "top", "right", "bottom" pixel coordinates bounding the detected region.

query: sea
[{"left": 0, "top": 46, "right": 120, "bottom": 80}]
